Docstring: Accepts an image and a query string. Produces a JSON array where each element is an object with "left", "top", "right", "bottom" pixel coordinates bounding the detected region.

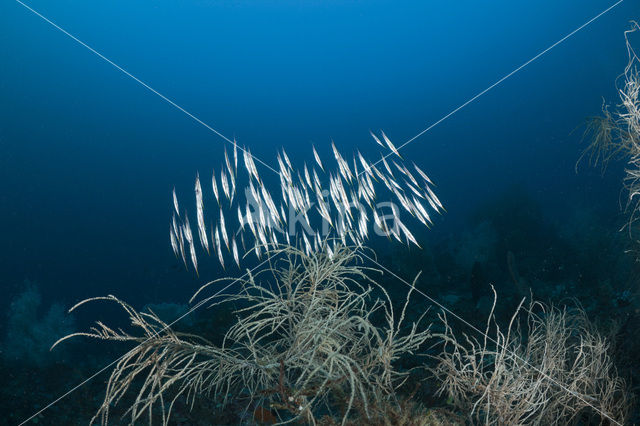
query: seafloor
[{"left": 2, "top": 187, "right": 638, "bottom": 425}]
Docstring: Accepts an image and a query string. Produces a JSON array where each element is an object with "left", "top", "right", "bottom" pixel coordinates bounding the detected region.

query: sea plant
[
  {"left": 52, "top": 244, "right": 431, "bottom": 425},
  {"left": 432, "top": 287, "right": 630, "bottom": 425},
  {"left": 578, "top": 22, "right": 640, "bottom": 226}
]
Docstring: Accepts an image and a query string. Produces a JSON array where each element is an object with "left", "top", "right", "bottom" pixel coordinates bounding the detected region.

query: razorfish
[
  {"left": 195, "top": 173, "right": 209, "bottom": 253},
  {"left": 170, "top": 132, "right": 441, "bottom": 270}
]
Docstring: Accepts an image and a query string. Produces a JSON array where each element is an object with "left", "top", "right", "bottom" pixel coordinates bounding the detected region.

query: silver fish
[
  {"left": 214, "top": 226, "right": 224, "bottom": 268},
  {"left": 257, "top": 201, "right": 266, "bottom": 231},
  {"left": 183, "top": 215, "right": 194, "bottom": 246},
  {"left": 225, "top": 147, "right": 234, "bottom": 179},
  {"left": 392, "top": 159, "right": 417, "bottom": 186},
  {"left": 312, "top": 167, "right": 322, "bottom": 190},
  {"left": 169, "top": 225, "right": 178, "bottom": 257},
  {"left": 316, "top": 198, "right": 332, "bottom": 226},
  {"left": 244, "top": 150, "right": 260, "bottom": 183},
  {"left": 237, "top": 206, "right": 245, "bottom": 229},
  {"left": 261, "top": 184, "right": 279, "bottom": 224},
  {"left": 358, "top": 209, "right": 368, "bottom": 239},
  {"left": 246, "top": 204, "right": 256, "bottom": 236},
  {"left": 233, "top": 140, "right": 238, "bottom": 172},
  {"left": 195, "top": 173, "right": 209, "bottom": 253},
  {"left": 257, "top": 225, "right": 268, "bottom": 248},
  {"left": 424, "top": 190, "right": 439, "bottom": 213},
  {"left": 296, "top": 170, "right": 307, "bottom": 190},
  {"left": 302, "top": 232, "right": 312, "bottom": 255},
  {"left": 404, "top": 178, "right": 425, "bottom": 200},
  {"left": 172, "top": 213, "right": 179, "bottom": 241},
  {"left": 188, "top": 236, "right": 198, "bottom": 275},
  {"left": 220, "top": 170, "right": 230, "bottom": 201},
  {"left": 381, "top": 131, "right": 401, "bottom": 158},
  {"left": 389, "top": 222, "right": 402, "bottom": 243},
  {"left": 364, "top": 172, "right": 376, "bottom": 198},
  {"left": 370, "top": 131, "right": 385, "bottom": 148},
  {"left": 373, "top": 161, "right": 389, "bottom": 182},
  {"left": 392, "top": 187, "right": 414, "bottom": 217},
  {"left": 279, "top": 204, "right": 287, "bottom": 225},
  {"left": 211, "top": 169, "right": 220, "bottom": 204},
  {"left": 277, "top": 154, "right": 289, "bottom": 183},
  {"left": 172, "top": 187, "right": 180, "bottom": 216},
  {"left": 386, "top": 175, "right": 403, "bottom": 191},
  {"left": 229, "top": 168, "right": 236, "bottom": 204},
  {"left": 332, "top": 141, "right": 352, "bottom": 182},
  {"left": 183, "top": 216, "right": 198, "bottom": 273},
  {"left": 381, "top": 155, "right": 394, "bottom": 177},
  {"left": 425, "top": 184, "right": 443, "bottom": 211},
  {"left": 398, "top": 219, "right": 420, "bottom": 248},
  {"left": 312, "top": 145, "right": 324, "bottom": 171},
  {"left": 326, "top": 243, "right": 334, "bottom": 259},
  {"left": 357, "top": 151, "right": 372, "bottom": 176},
  {"left": 411, "top": 195, "right": 433, "bottom": 226},
  {"left": 303, "top": 163, "right": 313, "bottom": 189},
  {"left": 413, "top": 163, "right": 434, "bottom": 186},
  {"left": 178, "top": 226, "right": 186, "bottom": 266},
  {"left": 254, "top": 241, "right": 262, "bottom": 259},
  {"left": 231, "top": 236, "right": 239, "bottom": 267},
  {"left": 282, "top": 149, "right": 293, "bottom": 170},
  {"left": 220, "top": 208, "right": 229, "bottom": 249}
]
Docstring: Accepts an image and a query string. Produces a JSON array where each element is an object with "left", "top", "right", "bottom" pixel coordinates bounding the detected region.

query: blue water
[
  {"left": 0, "top": 1, "right": 638, "bottom": 422},
  {"left": 1, "top": 0, "right": 633, "bottom": 303}
]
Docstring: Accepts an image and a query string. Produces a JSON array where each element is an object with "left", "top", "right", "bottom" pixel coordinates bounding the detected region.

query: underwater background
[{"left": 1, "top": 0, "right": 639, "bottom": 424}]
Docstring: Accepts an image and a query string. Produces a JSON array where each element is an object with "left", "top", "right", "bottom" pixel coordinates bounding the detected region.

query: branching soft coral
[
  {"left": 432, "top": 288, "right": 630, "bottom": 425},
  {"left": 575, "top": 103, "right": 627, "bottom": 175},
  {"left": 578, "top": 22, "right": 640, "bottom": 226},
  {"left": 53, "top": 244, "right": 432, "bottom": 425}
]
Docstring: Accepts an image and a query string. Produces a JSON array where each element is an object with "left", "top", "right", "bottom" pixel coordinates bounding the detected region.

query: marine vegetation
[
  {"left": 432, "top": 287, "right": 630, "bottom": 425},
  {"left": 578, "top": 22, "right": 640, "bottom": 225},
  {"left": 575, "top": 104, "right": 626, "bottom": 175},
  {"left": 46, "top": 25, "right": 640, "bottom": 424},
  {"left": 47, "top": 112, "right": 638, "bottom": 424},
  {"left": 53, "top": 245, "right": 432, "bottom": 425}
]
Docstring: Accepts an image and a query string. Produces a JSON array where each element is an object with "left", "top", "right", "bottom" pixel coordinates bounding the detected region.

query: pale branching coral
[
  {"left": 575, "top": 103, "right": 628, "bottom": 175},
  {"left": 432, "top": 288, "right": 630, "bottom": 425},
  {"left": 578, "top": 22, "right": 640, "bottom": 226},
  {"left": 620, "top": 25, "right": 640, "bottom": 225},
  {"left": 53, "top": 245, "right": 432, "bottom": 425}
]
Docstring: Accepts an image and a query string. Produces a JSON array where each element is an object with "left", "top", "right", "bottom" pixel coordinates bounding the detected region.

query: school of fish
[{"left": 169, "top": 132, "right": 443, "bottom": 273}]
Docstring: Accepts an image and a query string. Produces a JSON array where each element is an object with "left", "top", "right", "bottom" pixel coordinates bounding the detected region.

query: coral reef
[
  {"left": 578, "top": 22, "right": 640, "bottom": 226},
  {"left": 432, "top": 287, "right": 630, "bottom": 425},
  {"left": 2, "top": 282, "right": 75, "bottom": 367},
  {"left": 54, "top": 245, "right": 431, "bottom": 425}
]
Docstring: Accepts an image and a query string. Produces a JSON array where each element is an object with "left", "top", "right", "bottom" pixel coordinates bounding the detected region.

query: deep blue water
[
  {"left": 1, "top": 0, "right": 635, "bottom": 303},
  {"left": 1, "top": 1, "right": 638, "bottom": 422}
]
